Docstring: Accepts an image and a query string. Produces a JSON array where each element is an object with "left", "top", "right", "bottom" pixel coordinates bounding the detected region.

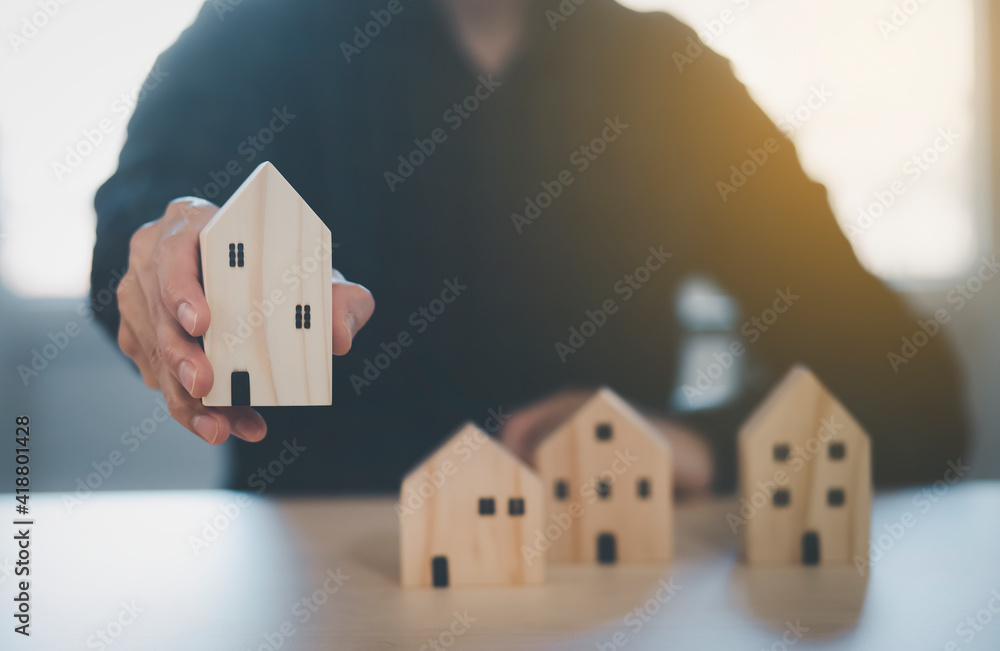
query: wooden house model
[
  {"left": 534, "top": 388, "right": 673, "bottom": 564},
  {"left": 200, "top": 161, "right": 332, "bottom": 407},
  {"left": 400, "top": 423, "right": 545, "bottom": 587},
  {"left": 738, "top": 365, "right": 871, "bottom": 565}
]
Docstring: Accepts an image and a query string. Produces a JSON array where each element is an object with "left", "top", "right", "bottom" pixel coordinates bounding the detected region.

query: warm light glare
[
  {"left": 0, "top": 0, "right": 981, "bottom": 297},
  {"left": 620, "top": 0, "right": 980, "bottom": 283}
]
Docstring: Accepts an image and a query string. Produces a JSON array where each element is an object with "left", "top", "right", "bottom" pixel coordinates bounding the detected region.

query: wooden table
[{"left": 9, "top": 482, "right": 1000, "bottom": 649}]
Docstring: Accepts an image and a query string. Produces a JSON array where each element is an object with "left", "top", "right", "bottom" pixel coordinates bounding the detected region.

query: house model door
[
  {"left": 431, "top": 556, "right": 449, "bottom": 588},
  {"left": 597, "top": 533, "right": 617, "bottom": 564},
  {"left": 231, "top": 371, "right": 250, "bottom": 406},
  {"left": 802, "top": 531, "right": 820, "bottom": 565}
]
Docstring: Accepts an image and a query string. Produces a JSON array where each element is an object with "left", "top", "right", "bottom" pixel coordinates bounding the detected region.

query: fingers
[
  {"left": 121, "top": 239, "right": 264, "bottom": 444},
  {"left": 132, "top": 200, "right": 219, "bottom": 399},
  {"left": 115, "top": 198, "right": 269, "bottom": 446},
  {"left": 331, "top": 271, "right": 375, "bottom": 356},
  {"left": 136, "top": 292, "right": 266, "bottom": 444},
  {"left": 136, "top": 247, "right": 215, "bottom": 400},
  {"left": 217, "top": 406, "right": 268, "bottom": 443},
  {"left": 157, "top": 198, "right": 218, "bottom": 337},
  {"left": 151, "top": 297, "right": 215, "bottom": 399},
  {"left": 122, "top": 275, "right": 221, "bottom": 443},
  {"left": 160, "top": 374, "right": 266, "bottom": 444},
  {"left": 117, "top": 266, "right": 160, "bottom": 390},
  {"left": 118, "top": 320, "right": 159, "bottom": 390}
]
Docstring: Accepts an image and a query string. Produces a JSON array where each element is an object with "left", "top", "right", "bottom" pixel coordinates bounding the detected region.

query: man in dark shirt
[{"left": 91, "top": 0, "right": 967, "bottom": 494}]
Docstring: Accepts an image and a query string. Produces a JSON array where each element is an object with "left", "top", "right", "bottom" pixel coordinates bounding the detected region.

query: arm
[
  {"left": 655, "top": 16, "right": 968, "bottom": 489},
  {"left": 90, "top": 2, "right": 374, "bottom": 444},
  {"left": 91, "top": 1, "right": 291, "bottom": 340}
]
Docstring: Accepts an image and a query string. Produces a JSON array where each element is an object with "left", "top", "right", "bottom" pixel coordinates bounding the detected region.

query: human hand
[{"left": 116, "top": 197, "right": 374, "bottom": 445}]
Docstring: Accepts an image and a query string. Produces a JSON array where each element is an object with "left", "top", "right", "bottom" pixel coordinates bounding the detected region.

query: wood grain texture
[
  {"left": 200, "top": 161, "right": 332, "bottom": 406},
  {"left": 400, "top": 423, "right": 546, "bottom": 587},
  {"left": 738, "top": 365, "right": 872, "bottom": 566},
  {"left": 534, "top": 388, "right": 673, "bottom": 563}
]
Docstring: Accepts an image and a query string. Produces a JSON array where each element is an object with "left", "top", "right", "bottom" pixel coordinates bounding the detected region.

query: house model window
[
  {"left": 637, "top": 478, "right": 651, "bottom": 499},
  {"left": 554, "top": 480, "right": 568, "bottom": 500},
  {"left": 596, "top": 423, "right": 613, "bottom": 441},
  {"left": 478, "top": 498, "right": 495, "bottom": 515},
  {"left": 773, "top": 489, "right": 790, "bottom": 507},
  {"left": 773, "top": 444, "right": 790, "bottom": 461},
  {"left": 829, "top": 442, "right": 846, "bottom": 460},
  {"left": 295, "top": 305, "right": 311, "bottom": 329},
  {"left": 228, "top": 242, "right": 244, "bottom": 267},
  {"left": 827, "top": 488, "right": 845, "bottom": 507},
  {"left": 596, "top": 480, "right": 611, "bottom": 500},
  {"left": 508, "top": 498, "right": 525, "bottom": 516}
]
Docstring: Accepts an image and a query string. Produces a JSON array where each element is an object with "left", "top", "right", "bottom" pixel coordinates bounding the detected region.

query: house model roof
[
  {"left": 402, "top": 422, "right": 539, "bottom": 483},
  {"left": 539, "top": 387, "right": 671, "bottom": 452},
  {"left": 738, "top": 365, "right": 869, "bottom": 442},
  {"left": 200, "top": 161, "right": 325, "bottom": 238}
]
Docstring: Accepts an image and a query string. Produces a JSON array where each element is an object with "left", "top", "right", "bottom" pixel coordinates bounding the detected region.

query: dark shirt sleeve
[
  {"left": 89, "top": 1, "right": 307, "bottom": 340},
  {"left": 651, "top": 16, "right": 968, "bottom": 490}
]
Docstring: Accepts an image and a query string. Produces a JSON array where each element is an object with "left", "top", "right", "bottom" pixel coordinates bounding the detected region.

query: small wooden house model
[
  {"left": 534, "top": 388, "right": 673, "bottom": 564},
  {"left": 200, "top": 161, "right": 332, "bottom": 407},
  {"left": 400, "top": 423, "right": 545, "bottom": 587},
  {"left": 738, "top": 365, "right": 872, "bottom": 565}
]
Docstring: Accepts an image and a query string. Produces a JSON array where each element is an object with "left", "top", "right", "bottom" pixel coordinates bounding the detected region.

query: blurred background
[{"left": 0, "top": 0, "right": 997, "bottom": 492}]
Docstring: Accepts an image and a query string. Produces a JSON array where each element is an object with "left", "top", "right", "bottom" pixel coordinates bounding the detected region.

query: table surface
[{"left": 7, "top": 482, "right": 1000, "bottom": 650}]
